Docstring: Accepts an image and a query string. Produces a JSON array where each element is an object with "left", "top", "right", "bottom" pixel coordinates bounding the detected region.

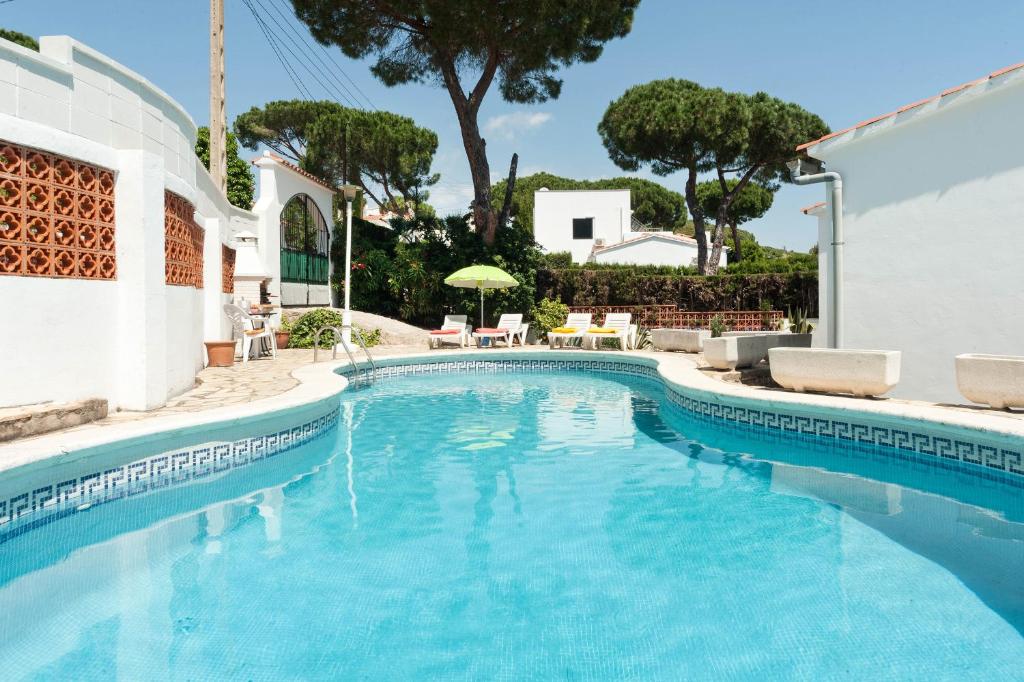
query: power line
[
  {"left": 249, "top": 0, "right": 361, "bottom": 108},
  {"left": 242, "top": 0, "right": 315, "bottom": 100},
  {"left": 269, "top": 0, "right": 377, "bottom": 110}
]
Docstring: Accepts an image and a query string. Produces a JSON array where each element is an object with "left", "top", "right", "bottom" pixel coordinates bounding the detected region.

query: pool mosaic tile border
[
  {"left": 0, "top": 408, "right": 339, "bottom": 542},
  {"left": 341, "top": 358, "right": 1024, "bottom": 482}
]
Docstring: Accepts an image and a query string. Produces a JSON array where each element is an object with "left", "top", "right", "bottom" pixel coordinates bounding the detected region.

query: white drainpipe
[{"left": 788, "top": 159, "right": 844, "bottom": 348}]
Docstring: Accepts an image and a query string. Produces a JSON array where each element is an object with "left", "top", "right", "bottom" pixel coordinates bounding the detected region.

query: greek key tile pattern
[
  {"left": 0, "top": 409, "right": 339, "bottom": 543},
  {"left": 342, "top": 359, "right": 1024, "bottom": 482},
  {"left": 0, "top": 139, "right": 116, "bottom": 280}
]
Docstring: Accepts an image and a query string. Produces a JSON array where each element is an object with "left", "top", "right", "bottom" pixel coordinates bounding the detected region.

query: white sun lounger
[
  {"left": 428, "top": 314, "right": 472, "bottom": 349},
  {"left": 583, "top": 312, "right": 633, "bottom": 351},
  {"left": 473, "top": 313, "right": 525, "bottom": 348},
  {"left": 547, "top": 312, "right": 592, "bottom": 349}
]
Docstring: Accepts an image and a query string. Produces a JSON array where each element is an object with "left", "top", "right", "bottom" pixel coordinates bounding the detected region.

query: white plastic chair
[
  {"left": 223, "top": 304, "right": 277, "bottom": 364},
  {"left": 547, "top": 313, "right": 592, "bottom": 349},
  {"left": 429, "top": 314, "right": 471, "bottom": 349},
  {"left": 583, "top": 313, "right": 633, "bottom": 351},
  {"left": 473, "top": 313, "right": 523, "bottom": 348}
]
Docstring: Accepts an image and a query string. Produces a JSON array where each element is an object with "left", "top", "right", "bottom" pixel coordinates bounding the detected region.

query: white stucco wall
[
  {"left": 533, "top": 189, "right": 630, "bottom": 263},
  {"left": 592, "top": 233, "right": 727, "bottom": 268},
  {"left": 0, "top": 36, "right": 263, "bottom": 411},
  {"left": 250, "top": 154, "right": 336, "bottom": 307},
  {"left": 805, "top": 68, "right": 1024, "bottom": 402}
]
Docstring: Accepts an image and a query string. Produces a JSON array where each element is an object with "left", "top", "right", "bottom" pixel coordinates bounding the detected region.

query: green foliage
[
  {"left": 291, "top": 0, "right": 639, "bottom": 240},
  {"left": 695, "top": 180, "right": 774, "bottom": 226},
  {"left": 337, "top": 213, "right": 542, "bottom": 328},
  {"left": 286, "top": 308, "right": 381, "bottom": 348},
  {"left": 540, "top": 251, "right": 573, "bottom": 269},
  {"left": 529, "top": 297, "right": 570, "bottom": 340},
  {"left": 537, "top": 269, "right": 818, "bottom": 316},
  {"left": 0, "top": 28, "right": 38, "bottom": 51},
  {"left": 234, "top": 100, "right": 439, "bottom": 211},
  {"left": 234, "top": 100, "right": 343, "bottom": 162},
  {"left": 725, "top": 251, "right": 817, "bottom": 274},
  {"left": 492, "top": 172, "right": 687, "bottom": 234},
  {"left": 292, "top": 1, "right": 639, "bottom": 104},
  {"left": 598, "top": 78, "right": 828, "bottom": 273},
  {"left": 195, "top": 127, "right": 255, "bottom": 209},
  {"left": 634, "top": 327, "right": 653, "bottom": 350},
  {"left": 306, "top": 108, "right": 439, "bottom": 209},
  {"left": 709, "top": 315, "right": 726, "bottom": 338},
  {"left": 287, "top": 309, "right": 343, "bottom": 348},
  {"left": 786, "top": 307, "right": 814, "bottom": 334}
]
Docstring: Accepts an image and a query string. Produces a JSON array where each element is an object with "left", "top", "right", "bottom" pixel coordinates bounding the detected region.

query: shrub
[
  {"left": 540, "top": 251, "right": 573, "bottom": 269},
  {"left": 529, "top": 297, "right": 570, "bottom": 340},
  {"left": 536, "top": 269, "right": 818, "bottom": 316},
  {"left": 286, "top": 308, "right": 381, "bottom": 348},
  {"left": 710, "top": 314, "right": 726, "bottom": 338}
]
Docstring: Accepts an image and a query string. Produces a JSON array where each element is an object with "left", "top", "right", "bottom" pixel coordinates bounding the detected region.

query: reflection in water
[{"left": 0, "top": 372, "right": 1022, "bottom": 679}]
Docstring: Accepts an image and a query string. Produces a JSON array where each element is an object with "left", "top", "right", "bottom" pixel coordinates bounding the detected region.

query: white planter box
[
  {"left": 955, "top": 354, "right": 1024, "bottom": 409},
  {"left": 652, "top": 328, "right": 710, "bottom": 352},
  {"left": 704, "top": 333, "right": 811, "bottom": 370},
  {"left": 769, "top": 348, "right": 901, "bottom": 397}
]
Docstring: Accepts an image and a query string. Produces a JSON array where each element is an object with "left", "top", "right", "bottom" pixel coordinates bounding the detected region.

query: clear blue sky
[{"left": 4, "top": 0, "right": 1022, "bottom": 250}]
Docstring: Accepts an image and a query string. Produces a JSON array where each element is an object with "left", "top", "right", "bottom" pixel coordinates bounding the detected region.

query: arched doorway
[{"left": 279, "top": 193, "right": 329, "bottom": 305}]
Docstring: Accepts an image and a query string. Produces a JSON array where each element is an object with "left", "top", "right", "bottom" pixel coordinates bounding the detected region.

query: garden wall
[{"left": 0, "top": 36, "right": 257, "bottom": 410}]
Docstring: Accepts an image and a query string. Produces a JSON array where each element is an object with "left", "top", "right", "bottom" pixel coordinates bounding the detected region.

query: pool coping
[{"left": 1, "top": 348, "right": 1022, "bottom": 476}]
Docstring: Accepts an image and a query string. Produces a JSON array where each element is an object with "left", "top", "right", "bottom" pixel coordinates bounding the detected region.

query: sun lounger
[
  {"left": 583, "top": 313, "right": 632, "bottom": 351},
  {"left": 547, "top": 313, "right": 592, "bottom": 349},
  {"left": 428, "top": 314, "right": 471, "bottom": 349},
  {"left": 473, "top": 313, "right": 524, "bottom": 348}
]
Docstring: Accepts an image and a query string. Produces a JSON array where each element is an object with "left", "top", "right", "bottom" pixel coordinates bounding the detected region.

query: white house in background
[
  {"left": 532, "top": 188, "right": 726, "bottom": 268},
  {"left": 798, "top": 60, "right": 1024, "bottom": 403}
]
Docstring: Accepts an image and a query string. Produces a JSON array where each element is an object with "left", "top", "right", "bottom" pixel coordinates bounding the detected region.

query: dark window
[{"left": 572, "top": 217, "right": 594, "bottom": 240}]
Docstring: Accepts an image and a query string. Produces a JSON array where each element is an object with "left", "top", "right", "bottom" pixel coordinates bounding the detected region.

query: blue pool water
[{"left": 1, "top": 370, "right": 1023, "bottom": 680}]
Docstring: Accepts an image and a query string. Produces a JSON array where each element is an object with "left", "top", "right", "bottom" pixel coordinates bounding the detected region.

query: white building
[
  {"left": 532, "top": 188, "right": 726, "bottom": 268},
  {"left": 799, "top": 60, "right": 1024, "bottom": 403},
  {"left": 0, "top": 35, "right": 335, "bottom": 412}
]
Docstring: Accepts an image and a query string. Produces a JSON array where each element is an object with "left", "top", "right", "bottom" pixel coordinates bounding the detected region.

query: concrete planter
[
  {"left": 769, "top": 348, "right": 901, "bottom": 397},
  {"left": 652, "top": 328, "right": 710, "bottom": 352},
  {"left": 955, "top": 354, "right": 1024, "bottom": 409},
  {"left": 704, "top": 333, "right": 812, "bottom": 370}
]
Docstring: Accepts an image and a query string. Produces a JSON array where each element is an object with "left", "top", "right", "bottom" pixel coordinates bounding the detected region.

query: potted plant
[
  {"left": 275, "top": 317, "right": 292, "bottom": 349},
  {"left": 204, "top": 340, "right": 236, "bottom": 367}
]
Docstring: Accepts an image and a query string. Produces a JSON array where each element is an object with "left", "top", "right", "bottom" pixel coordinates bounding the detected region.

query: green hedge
[{"left": 536, "top": 269, "right": 818, "bottom": 316}]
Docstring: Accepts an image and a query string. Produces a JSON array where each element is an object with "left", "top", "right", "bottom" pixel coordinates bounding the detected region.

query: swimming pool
[{"left": 1, "top": 358, "right": 1022, "bottom": 679}]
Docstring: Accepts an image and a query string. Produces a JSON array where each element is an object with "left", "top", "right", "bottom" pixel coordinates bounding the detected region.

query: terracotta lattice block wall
[
  {"left": 221, "top": 244, "right": 235, "bottom": 293},
  {"left": 569, "top": 305, "right": 784, "bottom": 331},
  {"left": 164, "top": 191, "right": 204, "bottom": 288},
  {"left": 0, "top": 140, "right": 116, "bottom": 280}
]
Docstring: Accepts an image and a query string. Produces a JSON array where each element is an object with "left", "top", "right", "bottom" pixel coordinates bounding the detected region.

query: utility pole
[{"left": 209, "top": 0, "right": 227, "bottom": 194}]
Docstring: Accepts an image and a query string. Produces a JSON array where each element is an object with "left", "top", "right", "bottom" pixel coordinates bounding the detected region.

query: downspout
[{"left": 787, "top": 159, "right": 844, "bottom": 348}]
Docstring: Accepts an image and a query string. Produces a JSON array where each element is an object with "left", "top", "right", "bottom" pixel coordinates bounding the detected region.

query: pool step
[{"left": 0, "top": 399, "right": 108, "bottom": 443}]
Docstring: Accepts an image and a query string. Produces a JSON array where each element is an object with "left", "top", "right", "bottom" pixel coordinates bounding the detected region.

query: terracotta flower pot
[
  {"left": 275, "top": 331, "right": 291, "bottom": 349},
  {"left": 204, "top": 340, "right": 236, "bottom": 367}
]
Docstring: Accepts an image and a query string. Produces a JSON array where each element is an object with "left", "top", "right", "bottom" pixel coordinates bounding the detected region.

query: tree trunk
[
  {"left": 706, "top": 207, "right": 728, "bottom": 275},
  {"left": 454, "top": 110, "right": 497, "bottom": 243},
  {"left": 729, "top": 220, "right": 742, "bottom": 262},
  {"left": 683, "top": 168, "right": 708, "bottom": 273},
  {"left": 439, "top": 52, "right": 502, "bottom": 245},
  {"left": 497, "top": 153, "right": 519, "bottom": 231}
]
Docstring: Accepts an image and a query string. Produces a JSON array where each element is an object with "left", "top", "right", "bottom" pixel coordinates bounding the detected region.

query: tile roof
[
  {"left": 797, "top": 61, "right": 1024, "bottom": 152},
  {"left": 800, "top": 201, "right": 826, "bottom": 215},
  {"left": 252, "top": 152, "right": 336, "bottom": 193}
]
